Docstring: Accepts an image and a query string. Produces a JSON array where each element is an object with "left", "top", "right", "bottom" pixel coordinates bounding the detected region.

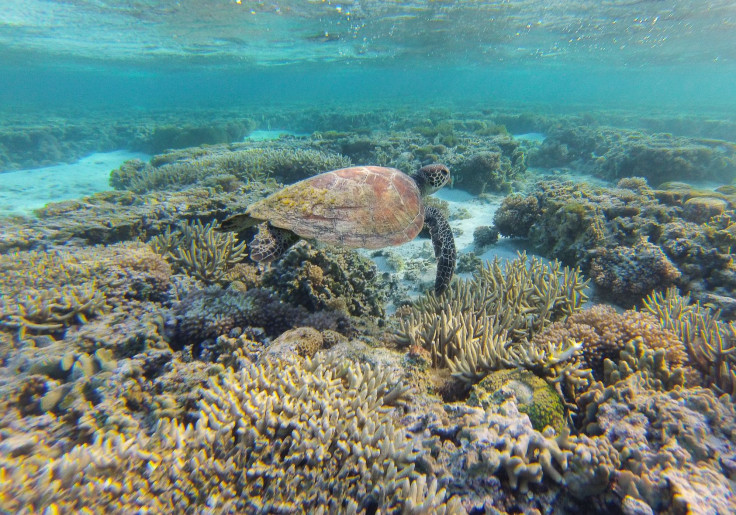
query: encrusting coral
[{"left": 467, "top": 368, "right": 566, "bottom": 433}]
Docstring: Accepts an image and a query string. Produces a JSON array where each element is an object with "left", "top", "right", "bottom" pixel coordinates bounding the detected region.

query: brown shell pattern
[{"left": 246, "top": 166, "right": 425, "bottom": 249}]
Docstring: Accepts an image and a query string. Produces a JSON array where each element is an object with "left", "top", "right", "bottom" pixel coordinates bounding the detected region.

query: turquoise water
[
  {"left": 1, "top": 1, "right": 735, "bottom": 112},
  {"left": 3, "top": 2, "right": 736, "bottom": 514}
]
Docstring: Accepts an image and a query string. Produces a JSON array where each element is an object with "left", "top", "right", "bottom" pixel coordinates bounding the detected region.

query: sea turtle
[{"left": 218, "top": 164, "right": 456, "bottom": 295}]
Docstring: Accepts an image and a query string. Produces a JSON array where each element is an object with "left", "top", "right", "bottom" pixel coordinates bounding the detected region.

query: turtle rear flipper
[
  {"left": 250, "top": 223, "right": 299, "bottom": 263},
  {"left": 423, "top": 206, "right": 456, "bottom": 295},
  {"left": 218, "top": 213, "right": 260, "bottom": 233}
]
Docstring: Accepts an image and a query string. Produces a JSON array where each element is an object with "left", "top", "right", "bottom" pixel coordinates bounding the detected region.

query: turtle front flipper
[
  {"left": 250, "top": 223, "right": 299, "bottom": 263},
  {"left": 218, "top": 213, "right": 260, "bottom": 233},
  {"left": 423, "top": 206, "right": 456, "bottom": 295}
]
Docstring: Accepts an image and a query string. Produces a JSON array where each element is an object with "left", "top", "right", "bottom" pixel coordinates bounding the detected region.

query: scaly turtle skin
[{"left": 219, "top": 164, "right": 456, "bottom": 295}]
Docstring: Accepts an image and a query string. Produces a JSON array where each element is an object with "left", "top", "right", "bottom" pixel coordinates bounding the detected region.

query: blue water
[{"left": 1, "top": 0, "right": 735, "bottom": 113}]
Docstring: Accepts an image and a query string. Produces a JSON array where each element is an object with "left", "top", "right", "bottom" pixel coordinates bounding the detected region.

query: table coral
[{"left": 111, "top": 144, "right": 352, "bottom": 193}]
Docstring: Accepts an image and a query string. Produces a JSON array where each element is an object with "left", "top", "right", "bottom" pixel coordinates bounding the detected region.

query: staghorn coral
[
  {"left": 149, "top": 220, "right": 247, "bottom": 284},
  {"left": 0, "top": 282, "right": 107, "bottom": 340},
  {"left": 643, "top": 288, "right": 736, "bottom": 399},
  {"left": 396, "top": 253, "right": 588, "bottom": 379},
  {"left": 0, "top": 355, "right": 465, "bottom": 514}
]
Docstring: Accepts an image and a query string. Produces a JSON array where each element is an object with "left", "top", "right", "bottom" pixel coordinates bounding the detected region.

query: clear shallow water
[{"left": 1, "top": 1, "right": 735, "bottom": 112}]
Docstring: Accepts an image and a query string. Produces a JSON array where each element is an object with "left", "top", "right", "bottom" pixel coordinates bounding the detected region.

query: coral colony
[{"left": 2, "top": 108, "right": 736, "bottom": 513}]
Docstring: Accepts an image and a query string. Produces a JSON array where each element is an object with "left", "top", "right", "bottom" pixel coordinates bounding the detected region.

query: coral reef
[
  {"left": 454, "top": 144, "right": 526, "bottom": 194},
  {"left": 111, "top": 144, "right": 352, "bottom": 193},
  {"left": 4, "top": 108, "right": 736, "bottom": 514},
  {"left": 530, "top": 125, "right": 736, "bottom": 184},
  {"left": 263, "top": 243, "right": 388, "bottom": 318},
  {"left": 149, "top": 220, "right": 247, "bottom": 284},
  {"left": 493, "top": 178, "right": 736, "bottom": 310}
]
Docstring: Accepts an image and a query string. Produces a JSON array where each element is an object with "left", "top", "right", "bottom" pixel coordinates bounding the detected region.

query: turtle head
[{"left": 412, "top": 164, "right": 451, "bottom": 196}]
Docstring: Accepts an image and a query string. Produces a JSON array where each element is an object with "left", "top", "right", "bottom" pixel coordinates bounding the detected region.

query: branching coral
[
  {"left": 0, "top": 355, "right": 465, "bottom": 514},
  {"left": 149, "top": 220, "right": 247, "bottom": 284},
  {"left": 396, "top": 253, "right": 588, "bottom": 383},
  {"left": 643, "top": 287, "right": 736, "bottom": 399}
]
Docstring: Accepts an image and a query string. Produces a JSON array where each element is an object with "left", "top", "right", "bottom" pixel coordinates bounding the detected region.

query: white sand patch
[
  {"left": 359, "top": 186, "right": 536, "bottom": 308},
  {"left": 514, "top": 132, "right": 546, "bottom": 143},
  {"left": 246, "top": 130, "right": 309, "bottom": 141},
  {"left": 0, "top": 150, "right": 148, "bottom": 217}
]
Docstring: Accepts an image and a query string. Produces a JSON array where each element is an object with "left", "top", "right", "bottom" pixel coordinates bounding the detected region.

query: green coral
[{"left": 468, "top": 368, "right": 566, "bottom": 433}]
